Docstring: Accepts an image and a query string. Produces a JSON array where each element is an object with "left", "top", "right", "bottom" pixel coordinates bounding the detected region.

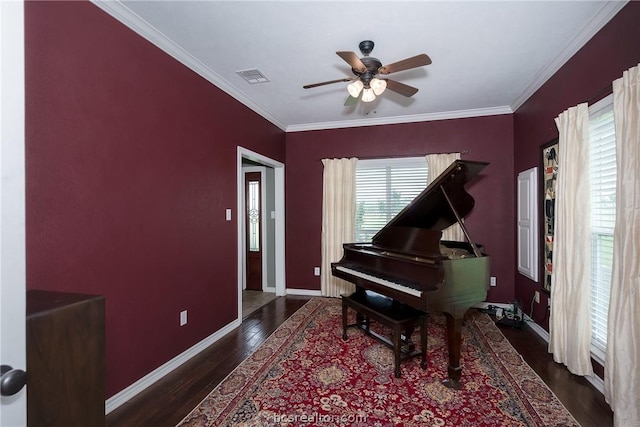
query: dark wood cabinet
[{"left": 26, "top": 290, "right": 105, "bottom": 427}]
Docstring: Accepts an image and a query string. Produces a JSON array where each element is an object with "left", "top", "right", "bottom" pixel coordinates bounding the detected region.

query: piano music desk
[{"left": 341, "top": 291, "right": 428, "bottom": 378}]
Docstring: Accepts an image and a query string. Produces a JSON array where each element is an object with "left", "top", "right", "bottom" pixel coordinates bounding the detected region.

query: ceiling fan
[{"left": 303, "top": 40, "right": 432, "bottom": 104}]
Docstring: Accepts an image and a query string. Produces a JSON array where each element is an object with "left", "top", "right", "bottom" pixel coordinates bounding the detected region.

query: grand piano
[{"left": 331, "top": 159, "right": 491, "bottom": 389}]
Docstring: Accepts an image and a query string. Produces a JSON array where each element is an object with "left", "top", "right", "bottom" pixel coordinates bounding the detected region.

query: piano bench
[{"left": 341, "top": 291, "right": 428, "bottom": 378}]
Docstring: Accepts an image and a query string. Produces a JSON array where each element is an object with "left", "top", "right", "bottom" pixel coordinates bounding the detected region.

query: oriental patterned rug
[{"left": 177, "top": 298, "right": 578, "bottom": 427}]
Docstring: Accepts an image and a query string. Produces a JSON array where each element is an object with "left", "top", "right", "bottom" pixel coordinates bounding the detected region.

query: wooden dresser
[{"left": 26, "top": 290, "right": 105, "bottom": 426}]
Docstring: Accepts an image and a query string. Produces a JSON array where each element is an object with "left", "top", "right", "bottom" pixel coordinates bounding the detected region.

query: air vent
[{"left": 236, "top": 69, "right": 270, "bottom": 84}]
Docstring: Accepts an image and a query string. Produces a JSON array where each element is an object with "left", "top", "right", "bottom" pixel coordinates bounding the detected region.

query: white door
[{"left": 1, "top": 1, "right": 28, "bottom": 425}]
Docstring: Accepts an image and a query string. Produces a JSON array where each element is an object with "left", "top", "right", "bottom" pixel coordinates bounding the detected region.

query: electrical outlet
[
  {"left": 180, "top": 310, "right": 187, "bottom": 326},
  {"left": 314, "top": 267, "right": 320, "bottom": 276},
  {"left": 490, "top": 276, "right": 497, "bottom": 287},
  {"left": 534, "top": 291, "right": 540, "bottom": 304}
]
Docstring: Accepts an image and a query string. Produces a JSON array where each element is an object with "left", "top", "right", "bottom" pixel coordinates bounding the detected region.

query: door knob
[{"left": 0, "top": 364, "right": 27, "bottom": 396}]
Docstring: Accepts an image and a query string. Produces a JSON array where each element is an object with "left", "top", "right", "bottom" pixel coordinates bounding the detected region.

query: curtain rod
[
  {"left": 318, "top": 151, "right": 469, "bottom": 161},
  {"left": 544, "top": 82, "right": 614, "bottom": 144},
  {"left": 583, "top": 83, "right": 613, "bottom": 105}
]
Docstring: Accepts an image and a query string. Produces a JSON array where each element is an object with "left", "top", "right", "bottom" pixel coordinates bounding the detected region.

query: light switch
[{"left": 226, "top": 209, "right": 232, "bottom": 221}]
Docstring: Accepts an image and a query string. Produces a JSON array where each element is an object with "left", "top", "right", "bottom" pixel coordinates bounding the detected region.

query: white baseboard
[
  {"left": 105, "top": 297, "right": 604, "bottom": 415},
  {"left": 106, "top": 288, "right": 313, "bottom": 413},
  {"left": 286, "top": 288, "right": 322, "bottom": 297},
  {"left": 522, "top": 313, "right": 604, "bottom": 395},
  {"left": 105, "top": 317, "right": 242, "bottom": 414},
  {"left": 472, "top": 301, "right": 514, "bottom": 311},
  {"left": 474, "top": 301, "right": 604, "bottom": 395},
  {"left": 524, "top": 316, "right": 549, "bottom": 341},
  {"left": 585, "top": 371, "right": 605, "bottom": 394}
]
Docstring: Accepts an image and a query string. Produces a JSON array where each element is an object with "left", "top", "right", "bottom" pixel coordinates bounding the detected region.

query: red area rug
[{"left": 178, "top": 298, "right": 578, "bottom": 426}]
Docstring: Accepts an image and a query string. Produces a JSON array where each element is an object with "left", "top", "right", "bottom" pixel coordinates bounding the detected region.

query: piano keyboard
[{"left": 335, "top": 265, "right": 423, "bottom": 298}]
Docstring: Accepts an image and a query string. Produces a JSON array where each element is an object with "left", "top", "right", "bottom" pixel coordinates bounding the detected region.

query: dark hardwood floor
[
  {"left": 106, "top": 296, "right": 613, "bottom": 427},
  {"left": 500, "top": 322, "right": 613, "bottom": 427}
]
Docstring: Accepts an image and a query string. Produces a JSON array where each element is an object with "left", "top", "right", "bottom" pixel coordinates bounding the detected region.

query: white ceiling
[{"left": 92, "top": 1, "right": 627, "bottom": 132}]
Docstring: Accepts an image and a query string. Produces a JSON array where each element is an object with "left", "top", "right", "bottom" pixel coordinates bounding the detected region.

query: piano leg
[
  {"left": 442, "top": 312, "right": 463, "bottom": 390},
  {"left": 393, "top": 327, "right": 402, "bottom": 378},
  {"left": 403, "top": 326, "right": 416, "bottom": 353}
]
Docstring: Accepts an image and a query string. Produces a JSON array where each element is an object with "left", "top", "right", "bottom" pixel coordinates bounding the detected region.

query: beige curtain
[
  {"left": 548, "top": 103, "right": 594, "bottom": 376},
  {"left": 605, "top": 64, "right": 640, "bottom": 426},
  {"left": 320, "top": 158, "right": 357, "bottom": 297},
  {"left": 426, "top": 153, "right": 464, "bottom": 241}
]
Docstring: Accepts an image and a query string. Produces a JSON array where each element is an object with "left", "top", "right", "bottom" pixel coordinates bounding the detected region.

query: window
[
  {"left": 247, "top": 180, "right": 260, "bottom": 251},
  {"left": 355, "top": 157, "right": 428, "bottom": 242},
  {"left": 588, "top": 94, "right": 616, "bottom": 361}
]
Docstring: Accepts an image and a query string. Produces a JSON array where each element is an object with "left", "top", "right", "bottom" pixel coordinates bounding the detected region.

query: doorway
[{"left": 237, "top": 147, "right": 285, "bottom": 321}]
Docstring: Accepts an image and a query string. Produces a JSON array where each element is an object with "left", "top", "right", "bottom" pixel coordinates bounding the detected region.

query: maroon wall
[
  {"left": 513, "top": 2, "right": 640, "bottom": 328},
  {"left": 25, "top": 1, "right": 284, "bottom": 397},
  {"left": 25, "top": 0, "right": 638, "bottom": 400},
  {"left": 285, "top": 116, "right": 515, "bottom": 303}
]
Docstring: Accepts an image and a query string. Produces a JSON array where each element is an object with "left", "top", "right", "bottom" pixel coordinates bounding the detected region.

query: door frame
[
  {"left": 236, "top": 147, "right": 285, "bottom": 321},
  {"left": 242, "top": 166, "right": 268, "bottom": 292},
  {"left": 1, "top": 0, "right": 27, "bottom": 424}
]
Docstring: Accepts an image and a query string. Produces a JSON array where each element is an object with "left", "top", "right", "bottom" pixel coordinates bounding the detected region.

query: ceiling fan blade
[
  {"left": 385, "top": 79, "right": 419, "bottom": 97},
  {"left": 303, "top": 78, "right": 353, "bottom": 89},
  {"left": 378, "top": 54, "right": 432, "bottom": 75},
  {"left": 336, "top": 51, "right": 367, "bottom": 73},
  {"left": 344, "top": 94, "right": 359, "bottom": 106}
]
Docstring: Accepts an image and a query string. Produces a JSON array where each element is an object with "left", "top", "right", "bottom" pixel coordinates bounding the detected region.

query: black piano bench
[{"left": 341, "top": 290, "right": 428, "bottom": 378}]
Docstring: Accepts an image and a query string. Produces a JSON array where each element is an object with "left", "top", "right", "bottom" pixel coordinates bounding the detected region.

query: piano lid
[{"left": 372, "top": 159, "right": 488, "bottom": 244}]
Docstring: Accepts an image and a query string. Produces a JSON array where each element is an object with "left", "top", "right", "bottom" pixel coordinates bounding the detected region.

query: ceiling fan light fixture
[
  {"left": 370, "top": 78, "right": 387, "bottom": 96},
  {"left": 347, "top": 80, "right": 364, "bottom": 98},
  {"left": 361, "top": 88, "right": 376, "bottom": 103},
  {"left": 303, "top": 40, "right": 429, "bottom": 105}
]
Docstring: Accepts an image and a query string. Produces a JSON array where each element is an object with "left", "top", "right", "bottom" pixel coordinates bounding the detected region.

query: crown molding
[
  {"left": 90, "top": 0, "right": 288, "bottom": 131},
  {"left": 285, "top": 106, "right": 513, "bottom": 133},
  {"left": 511, "top": 0, "right": 629, "bottom": 112},
  {"left": 89, "top": 1, "right": 511, "bottom": 133},
  {"left": 92, "top": 0, "right": 625, "bottom": 132}
]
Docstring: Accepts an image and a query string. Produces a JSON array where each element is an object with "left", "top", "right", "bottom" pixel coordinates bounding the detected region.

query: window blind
[
  {"left": 588, "top": 94, "right": 616, "bottom": 360},
  {"left": 355, "top": 157, "right": 428, "bottom": 242}
]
